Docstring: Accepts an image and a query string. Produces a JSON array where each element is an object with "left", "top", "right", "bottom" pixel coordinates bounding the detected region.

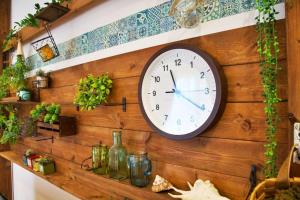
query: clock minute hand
[
  {"left": 177, "top": 91, "right": 203, "bottom": 110},
  {"left": 170, "top": 70, "right": 177, "bottom": 89}
]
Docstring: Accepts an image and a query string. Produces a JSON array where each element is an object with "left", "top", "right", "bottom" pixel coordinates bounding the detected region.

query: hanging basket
[{"left": 250, "top": 146, "right": 300, "bottom": 200}]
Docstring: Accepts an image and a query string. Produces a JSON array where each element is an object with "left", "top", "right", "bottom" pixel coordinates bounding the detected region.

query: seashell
[
  {"left": 151, "top": 175, "right": 173, "bottom": 193},
  {"left": 168, "top": 179, "right": 230, "bottom": 200}
]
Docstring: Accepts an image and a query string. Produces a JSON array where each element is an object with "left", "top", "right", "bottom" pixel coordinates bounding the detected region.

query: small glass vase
[
  {"left": 92, "top": 144, "right": 109, "bottom": 175},
  {"left": 108, "top": 131, "right": 128, "bottom": 180},
  {"left": 128, "top": 152, "right": 152, "bottom": 187}
]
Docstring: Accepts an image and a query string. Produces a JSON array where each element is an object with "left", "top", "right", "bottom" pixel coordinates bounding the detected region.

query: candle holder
[{"left": 31, "top": 24, "right": 59, "bottom": 62}]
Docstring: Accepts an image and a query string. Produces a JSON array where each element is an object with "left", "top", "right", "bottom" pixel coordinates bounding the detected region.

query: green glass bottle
[{"left": 108, "top": 131, "right": 128, "bottom": 180}]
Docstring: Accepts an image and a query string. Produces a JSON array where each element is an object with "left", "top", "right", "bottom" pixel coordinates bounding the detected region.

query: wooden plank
[
  {"left": 285, "top": 0, "right": 300, "bottom": 177},
  {"left": 40, "top": 61, "right": 288, "bottom": 104},
  {"left": 0, "top": 0, "right": 10, "bottom": 71},
  {"left": 147, "top": 133, "right": 288, "bottom": 179},
  {"left": 59, "top": 102, "right": 288, "bottom": 142},
  {"left": 19, "top": 0, "right": 105, "bottom": 43}
]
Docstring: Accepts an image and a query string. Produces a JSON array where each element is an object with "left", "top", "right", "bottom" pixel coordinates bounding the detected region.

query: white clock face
[{"left": 140, "top": 47, "right": 222, "bottom": 139}]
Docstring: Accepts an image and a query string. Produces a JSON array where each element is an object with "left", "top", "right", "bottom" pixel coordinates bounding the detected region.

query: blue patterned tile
[{"left": 220, "top": 0, "right": 241, "bottom": 17}]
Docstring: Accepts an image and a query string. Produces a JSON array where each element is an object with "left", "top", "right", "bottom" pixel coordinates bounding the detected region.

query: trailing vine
[{"left": 255, "top": 0, "right": 281, "bottom": 178}]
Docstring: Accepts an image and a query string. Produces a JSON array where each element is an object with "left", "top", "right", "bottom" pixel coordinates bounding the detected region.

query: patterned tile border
[{"left": 26, "top": 0, "right": 283, "bottom": 69}]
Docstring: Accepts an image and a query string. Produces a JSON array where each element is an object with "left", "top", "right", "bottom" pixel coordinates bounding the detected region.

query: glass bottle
[
  {"left": 128, "top": 152, "right": 152, "bottom": 187},
  {"left": 108, "top": 131, "right": 128, "bottom": 180},
  {"left": 92, "top": 143, "right": 109, "bottom": 175}
]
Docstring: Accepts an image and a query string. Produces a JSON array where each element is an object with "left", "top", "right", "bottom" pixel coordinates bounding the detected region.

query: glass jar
[
  {"left": 128, "top": 152, "right": 152, "bottom": 187},
  {"left": 108, "top": 131, "right": 128, "bottom": 180},
  {"left": 92, "top": 144, "right": 109, "bottom": 175},
  {"left": 173, "top": 0, "right": 199, "bottom": 28}
]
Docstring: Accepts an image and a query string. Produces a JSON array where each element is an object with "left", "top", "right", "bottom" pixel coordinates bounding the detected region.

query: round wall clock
[{"left": 138, "top": 44, "right": 226, "bottom": 140}]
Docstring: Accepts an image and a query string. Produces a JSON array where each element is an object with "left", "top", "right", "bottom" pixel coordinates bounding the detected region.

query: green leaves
[
  {"left": 3, "top": 0, "right": 73, "bottom": 50},
  {"left": 74, "top": 74, "right": 113, "bottom": 111},
  {"left": 30, "top": 103, "right": 60, "bottom": 124},
  {"left": 256, "top": 0, "right": 281, "bottom": 178},
  {"left": 0, "top": 106, "right": 22, "bottom": 145}
]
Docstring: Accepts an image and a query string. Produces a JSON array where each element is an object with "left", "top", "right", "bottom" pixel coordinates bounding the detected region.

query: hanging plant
[
  {"left": 255, "top": 0, "right": 281, "bottom": 178},
  {"left": 74, "top": 74, "right": 113, "bottom": 111}
]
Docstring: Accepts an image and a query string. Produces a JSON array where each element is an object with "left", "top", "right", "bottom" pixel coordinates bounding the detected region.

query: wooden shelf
[
  {"left": 0, "top": 151, "right": 172, "bottom": 200},
  {"left": 0, "top": 97, "right": 38, "bottom": 105}
]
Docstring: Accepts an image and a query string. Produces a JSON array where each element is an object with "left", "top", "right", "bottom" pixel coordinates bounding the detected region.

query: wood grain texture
[
  {"left": 285, "top": 1, "right": 300, "bottom": 177},
  {"left": 12, "top": 21, "right": 289, "bottom": 200}
]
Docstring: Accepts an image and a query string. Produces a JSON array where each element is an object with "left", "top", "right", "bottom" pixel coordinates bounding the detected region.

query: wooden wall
[{"left": 12, "top": 20, "right": 288, "bottom": 200}]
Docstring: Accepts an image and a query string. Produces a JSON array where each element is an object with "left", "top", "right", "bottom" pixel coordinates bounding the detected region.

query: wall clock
[{"left": 138, "top": 44, "right": 227, "bottom": 140}]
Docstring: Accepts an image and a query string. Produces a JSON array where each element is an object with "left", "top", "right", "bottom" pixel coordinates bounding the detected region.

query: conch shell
[
  {"left": 151, "top": 175, "right": 173, "bottom": 192},
  {"left": 169, "top": 179, "right": 230, "bottom": 200}
]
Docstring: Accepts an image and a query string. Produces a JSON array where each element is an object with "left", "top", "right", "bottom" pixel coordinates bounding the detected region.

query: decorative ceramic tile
[{"left": 26, "top": 0, "right": 284, "bottom": 69}]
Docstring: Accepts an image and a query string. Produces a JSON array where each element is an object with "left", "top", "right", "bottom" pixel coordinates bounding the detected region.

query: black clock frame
[{"left": 138, "top": 44, "right": 227, "bottom": 140}]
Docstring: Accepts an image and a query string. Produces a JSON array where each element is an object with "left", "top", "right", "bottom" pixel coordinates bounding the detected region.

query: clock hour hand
[
  {"left": 170, "top": 70, "right": 177, "bottom": 89},
  {"left": 165, "top": 89, "right": 175, "bottom": 94}
]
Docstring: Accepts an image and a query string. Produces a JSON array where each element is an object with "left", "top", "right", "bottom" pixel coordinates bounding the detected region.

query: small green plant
[
  {"left": 36, "top": 69, "right": 47, "bottom": 77},
  {"left": 0, "top": 105, "right": 22, "bottom": 145},
  {"left": 255, "top": 0, "right": 281, "bottom": 178},
  {"left": 74, "top": 74, "right": 113, "bottom": 111},
  {"left": 44, "top": 103, "right": 60, "bottom": 124},
  {"left": 30, "top": 103, "right": 60, "bottom": 124},
  {"left": 39, "top": 157, "right": 54, "bottom": 165},
  {"left": 10, "top": 55, "right": 32, "bottom": 91}
]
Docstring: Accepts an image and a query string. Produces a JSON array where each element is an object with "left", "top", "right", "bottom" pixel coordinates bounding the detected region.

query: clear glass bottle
[{"left": 108, "top": 131, "right": 128, "bottom": 180}]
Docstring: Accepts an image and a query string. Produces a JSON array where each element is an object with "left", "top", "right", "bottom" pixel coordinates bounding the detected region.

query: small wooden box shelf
[{"left": 37, "top": 116, "right": 76, "bottom": 137}]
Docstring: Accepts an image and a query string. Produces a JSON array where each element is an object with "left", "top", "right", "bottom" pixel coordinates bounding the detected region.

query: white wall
[
  {"left": 10, "top": 0, "right": 285, "bottom": 76},
  {"left": 13, "top": 163, "right": 79, "bottom": 200}
]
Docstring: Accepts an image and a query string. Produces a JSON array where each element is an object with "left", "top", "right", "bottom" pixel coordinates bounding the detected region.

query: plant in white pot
[{"left": 35, "top": 69, "right": 49, "bottom": 88}]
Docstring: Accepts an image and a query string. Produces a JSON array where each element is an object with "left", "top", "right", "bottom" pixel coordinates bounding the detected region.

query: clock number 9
[
  {"left": 175, "top": 59, "right": 181, "bottom": 66},
  {"left": 153, "top": 91, "right": 156, "bottom": 96}
]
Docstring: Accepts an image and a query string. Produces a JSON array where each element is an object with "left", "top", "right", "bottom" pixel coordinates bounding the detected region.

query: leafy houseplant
[
  {"left": 30, "top": 103, "right": 61, "bottom": 124},
  {"left": 39, "top": 157, "right": 56, "bottom": 175},
  {"left": 74, "top": 74, "right": 113, "bottom": 111},
  {"left": 0, "top": 105, "right": 22, "bottom": 145},
  {"left": 255, "top": 0, "right": 281, "bottom": 178}
]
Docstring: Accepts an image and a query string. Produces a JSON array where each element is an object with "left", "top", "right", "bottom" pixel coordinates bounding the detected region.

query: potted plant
[
  {"left": 74, "top": 74, "right": 113, "bottom": 111},
  {"left": 30, "top": 103, "right": 60, "bottom": 124},
  {"left": 39, "top": 157, "right": 56, "bottom": 175},
  {"left": 35, "top": 69, "right": 49, "bottom": 88}
]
